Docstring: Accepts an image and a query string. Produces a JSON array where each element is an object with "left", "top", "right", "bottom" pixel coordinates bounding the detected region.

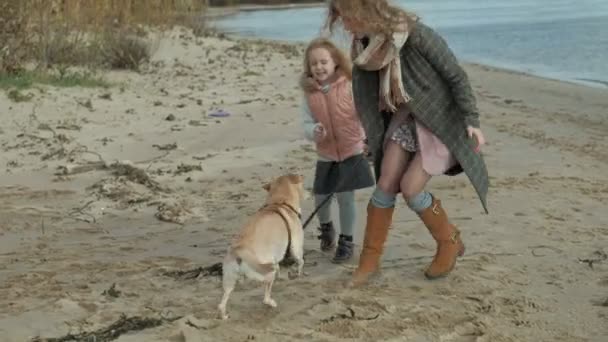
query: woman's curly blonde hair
[
  {"left": 325, "top": 0, "right": 418, "bottom": 35},
  {"left": 300, "top": 37, "right": 352, "bottom": 93}
]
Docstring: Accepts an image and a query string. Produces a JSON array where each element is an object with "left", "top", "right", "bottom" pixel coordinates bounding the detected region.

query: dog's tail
[{"left": 232, "top": 247, "right": 275, "bottom": 275}]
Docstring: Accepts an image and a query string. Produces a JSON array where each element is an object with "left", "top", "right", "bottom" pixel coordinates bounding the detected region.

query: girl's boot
[
  {"left": 332, "top": 234, "right": 354, "bottom": 263},
  {"left": 318, "top": 222, "right": 336, "bottom": 252}
]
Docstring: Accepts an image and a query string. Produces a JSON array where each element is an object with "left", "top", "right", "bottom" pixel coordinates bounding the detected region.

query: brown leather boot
[
  {"left": 350, "top": 203, "right": 394, "bottom": 287},
  {"left": 418, "top": 195, "right": 465, "bottom": 279}
]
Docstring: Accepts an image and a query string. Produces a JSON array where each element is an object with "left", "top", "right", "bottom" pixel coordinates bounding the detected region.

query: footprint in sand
[{"left": 311, "top": 298, "right": 401, "bottom": 340}]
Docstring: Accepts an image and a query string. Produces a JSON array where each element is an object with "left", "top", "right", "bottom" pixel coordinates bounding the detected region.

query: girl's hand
[
  {"left": 466, "top": 126, "right": 486, "bottom": 153},
  {"left": 313, "top": 123, "right": 326, "bottom": 141}
]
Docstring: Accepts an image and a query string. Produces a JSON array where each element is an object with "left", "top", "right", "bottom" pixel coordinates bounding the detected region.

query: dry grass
[
  {"left": 0, "top": 1, "right": 31, "bottom": 74},
  {"left": 20, "top": 0, "right": 205, "bottom": 34},
  {"left": 0, "top": 0, "right": 207, "bottom": 75},
  {"left": 99, "top": 32, "right": 154, "bottom": 71},
  {"left": 209, "top": 0, "right": 320, "bottom": 5}
]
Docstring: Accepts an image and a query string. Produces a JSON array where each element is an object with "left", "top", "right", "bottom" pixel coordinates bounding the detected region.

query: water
[{"left": 213, "top": 0, "right": 608, "bottom": 88}]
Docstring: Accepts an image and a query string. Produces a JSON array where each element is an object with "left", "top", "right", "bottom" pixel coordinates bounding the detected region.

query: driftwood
[
  {"left": 32, "top": 313, "right": 181, "bottom": 342},
  {"left": 56, "top": 159, "right": 165, "bottom": 193},
  {"left": 109, "top": 161, "right": 163, "bottom": 191},
  {"left": 321, "top": 308, "right": 379, "bottom": 324},
  {"left": 152, "top": 142, "right": 177, "bottom": 151},
  {"left": 578, "top": 250, "right": 607, "bottom": 269},
  {"left": 164, "top": 251, "right": 298, "bottom": 281},
  {"left": 56, "top": 161, "right": 107, "bottom": 175},
  {"left": 67, "top": 200, "right": 97, "bottom": 223},
  {"left": 164, "top": 263, "right": 223, "bottom": 280},
  {"left": 101, "top": 283, "right": 121, "bottom": 298}
]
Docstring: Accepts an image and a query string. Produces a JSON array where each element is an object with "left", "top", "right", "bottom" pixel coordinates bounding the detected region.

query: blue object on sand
[{"left": 208, "top": 109, "right": 231, "bottom": 117}]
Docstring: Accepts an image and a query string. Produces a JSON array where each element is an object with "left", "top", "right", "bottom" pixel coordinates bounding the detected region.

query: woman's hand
[{"left": 466, "top": 126, "right": 486, "bottom": 153}]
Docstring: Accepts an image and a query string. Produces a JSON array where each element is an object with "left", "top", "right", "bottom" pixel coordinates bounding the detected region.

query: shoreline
[
  {"left": 218, "top": 31, "right": 608, "bottom": 92},
  {"left": 463, "top": 62, "right": 608, "bottom": 91},
  {"left": 203, "top": 4, "right": 607, "bottom": 91}
]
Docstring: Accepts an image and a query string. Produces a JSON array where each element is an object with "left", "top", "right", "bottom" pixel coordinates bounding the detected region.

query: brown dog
[{"left": 217, "top": 173, "right": 306, "bottom": 320}]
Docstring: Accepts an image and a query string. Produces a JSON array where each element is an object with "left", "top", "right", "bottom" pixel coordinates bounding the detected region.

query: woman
[{"left": 324, "top": 0, "right": 490, "bottom": 286}]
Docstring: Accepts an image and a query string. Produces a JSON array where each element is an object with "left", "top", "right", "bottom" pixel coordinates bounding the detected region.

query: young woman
[{"left": 325, "top": 0, "right": 490, "bottom": 286}]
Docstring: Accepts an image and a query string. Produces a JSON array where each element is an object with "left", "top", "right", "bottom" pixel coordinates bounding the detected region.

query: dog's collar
[
  {"left": 282, "top": 203, "right": 302, "bottom": 220},
  {"left": 261, "top": 202, "right": 302, "bottom": 220}
]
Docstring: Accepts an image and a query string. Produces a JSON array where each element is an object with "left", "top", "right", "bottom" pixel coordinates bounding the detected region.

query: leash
[
  {"left": 279, "top": 154, "right": 369, "bottom": 267},
  {"left": 260, "top": 202, "right": 300, "bottom": 257},
  {"left": 301, "top": 154, "right": 370, "bottom": 230}
]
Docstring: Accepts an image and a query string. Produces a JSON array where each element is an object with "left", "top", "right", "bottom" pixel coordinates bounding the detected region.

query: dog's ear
[{"left": 262, "top": 182, "right": 271, "bottom": 191}]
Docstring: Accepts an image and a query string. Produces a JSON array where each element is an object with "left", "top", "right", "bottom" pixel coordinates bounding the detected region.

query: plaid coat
[{"left": 352, "top": 22, "right": 489, "bottom": 213}]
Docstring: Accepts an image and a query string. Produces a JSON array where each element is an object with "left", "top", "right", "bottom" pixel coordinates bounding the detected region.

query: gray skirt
[{"left": 313, "top": 153, "right": 375, "bottom": 195}]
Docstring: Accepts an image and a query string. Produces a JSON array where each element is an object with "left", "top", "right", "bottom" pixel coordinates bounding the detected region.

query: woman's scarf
[{"left": 351, "top": 29, "right": 411, "bottom": 113}]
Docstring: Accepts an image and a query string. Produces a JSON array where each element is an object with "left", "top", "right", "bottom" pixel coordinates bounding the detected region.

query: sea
[{"left": 213, "top": 0, "right": 608, "bottom": 88}]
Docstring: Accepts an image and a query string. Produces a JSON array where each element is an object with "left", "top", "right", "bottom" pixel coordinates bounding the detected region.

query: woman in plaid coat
[{"left": 325, "top": 0, "right": 490, "bottom": 286}]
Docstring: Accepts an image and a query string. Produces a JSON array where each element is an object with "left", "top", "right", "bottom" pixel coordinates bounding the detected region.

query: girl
[
  {"left": 300, "top": 37, "right": 375, "bottom": 263},
  {"left": 324, "top": 0, "right": 490, "bottom": 286}
]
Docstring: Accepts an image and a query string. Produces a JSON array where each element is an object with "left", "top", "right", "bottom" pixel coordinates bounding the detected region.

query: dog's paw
[
  {"left": 217, "top": 306, "right": 229, "bottom": 320},
  {"left": 288, "top": 270, "right": 301, "bottom": 280},
  {"left": 263, "top": 298, "right": 277, "bottom": 308}
]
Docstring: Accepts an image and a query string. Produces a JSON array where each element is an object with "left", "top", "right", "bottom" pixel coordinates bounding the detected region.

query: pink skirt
[{"left": 385, "top": 107, "right": 457, "bottom": 176}]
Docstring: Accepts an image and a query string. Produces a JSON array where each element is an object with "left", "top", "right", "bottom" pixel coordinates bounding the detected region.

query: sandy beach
[{"left": 1, "top": 27, "right": 607, "bottom": 342}]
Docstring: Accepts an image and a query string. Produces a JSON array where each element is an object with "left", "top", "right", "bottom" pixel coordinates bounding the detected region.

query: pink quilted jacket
[{"left": 303, "top": 76, "right": 366, "bottom": 162}]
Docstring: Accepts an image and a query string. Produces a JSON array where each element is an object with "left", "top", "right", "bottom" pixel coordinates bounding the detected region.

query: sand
[{"left": 1, "top": 27, "right": 607, "bottom": 342}]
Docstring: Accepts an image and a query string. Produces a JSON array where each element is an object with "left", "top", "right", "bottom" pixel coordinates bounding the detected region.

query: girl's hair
[
  {"left": 325, "top": 0, "right": 418, "bottom": 35},
  {"left": 300, "top": 37, "right": 352, "bottom": 93}
]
